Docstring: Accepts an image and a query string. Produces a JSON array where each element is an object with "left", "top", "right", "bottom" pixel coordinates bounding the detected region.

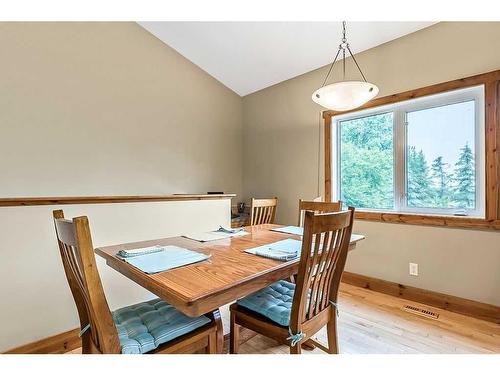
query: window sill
[{"left": 354, "top": 210, "right": 500, "bottom": 231}]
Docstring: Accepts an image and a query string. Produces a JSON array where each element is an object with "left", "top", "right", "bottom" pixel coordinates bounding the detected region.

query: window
[
  {"left": 331, "top": 85, "right": 485, "bottom": 217},
  {"left": 405, "top": 100, "right": 479, "bottom": 213},
  {"left": 338, "top": 112, "right": 394, "bottom": 210}
]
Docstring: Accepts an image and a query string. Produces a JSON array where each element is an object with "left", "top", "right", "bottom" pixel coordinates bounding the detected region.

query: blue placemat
[
  {"left": 183, "top": 230, "right": 249, "bottom": 242},
  {"left": 270, "top": 226, "right": 304, "bottom": 236},
  {"left": 119, "top": 245, "right": 210, "bottom": 274},
  {"left": 245, "top": 239, "right": 302, "bottom": 261}
]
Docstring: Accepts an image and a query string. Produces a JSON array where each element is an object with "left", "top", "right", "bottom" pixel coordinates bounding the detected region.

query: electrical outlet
[{"left": 409, "top": 263, "right": 419, "bottom": 276}]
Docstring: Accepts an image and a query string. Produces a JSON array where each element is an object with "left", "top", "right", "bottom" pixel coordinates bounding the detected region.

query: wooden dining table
[{"left": 95, "top": 224, "right": 364, "bottom": 319}]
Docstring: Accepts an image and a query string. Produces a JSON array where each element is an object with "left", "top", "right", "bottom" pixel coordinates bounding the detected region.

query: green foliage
[
  {"left": 430, "top": 156, "right": 452, "bottom": 207},
  {"left": 453, "top": 143, "right": 475, "bottom": 208},
  {"left": 407, "top": 147, "right": 433, "bottom": 207},
  {"left": 340, "top": 115, "right": 476, "bottom": 211},
  {"left": 340, "top": 113, "right": 394, "bottom": 209}
]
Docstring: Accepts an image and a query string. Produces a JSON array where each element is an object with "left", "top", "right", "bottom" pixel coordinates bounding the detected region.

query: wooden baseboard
[
  {"left": 4, "top": 328, "right": 81, "bottom": 354},
  {"left": 341, "top": 272, "right": 500, "bottom": 324}
]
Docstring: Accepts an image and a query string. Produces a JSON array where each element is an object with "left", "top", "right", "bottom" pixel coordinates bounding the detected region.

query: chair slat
[
  {"left": 305, "top": 233, "right": 322, "bottom": 320},
  {"left": 270, "top": 205, "right": 276, "bottom": 223},
  {"left": 313, "top": 231, "right": 333, "bottom": 316},
  {"left": 260, "top": 206, "right": 267, "bottom": 225},
  {"left": 319, "top": 229, "right": 340, "bottom": 311}
]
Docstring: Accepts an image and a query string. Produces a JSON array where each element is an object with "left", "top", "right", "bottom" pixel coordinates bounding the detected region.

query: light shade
[{"left": 312, "top": 81, "right": 379, "bottom": 111}]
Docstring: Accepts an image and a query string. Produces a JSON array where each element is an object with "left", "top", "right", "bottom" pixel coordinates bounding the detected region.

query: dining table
[{"left": 94, "top": 223, "right": 365, "bottom": 350}]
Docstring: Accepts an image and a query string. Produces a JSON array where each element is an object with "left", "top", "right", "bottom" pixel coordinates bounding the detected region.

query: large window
[{"left": 331, "top": 85, "right": 485, "bottom": 217}]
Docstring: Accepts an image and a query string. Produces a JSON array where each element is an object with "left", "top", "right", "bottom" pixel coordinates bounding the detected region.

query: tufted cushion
[
  {"left": 237, "top": 280, "right": 296, "bottom": 326},
  {"left": 113, "top": 298, "right": 210, "bottom": 354}
]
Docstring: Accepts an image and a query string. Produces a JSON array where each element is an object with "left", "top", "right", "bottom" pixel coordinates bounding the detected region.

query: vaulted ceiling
[{"left": 139, "top": 22, "right": 435, "bottom": 96}]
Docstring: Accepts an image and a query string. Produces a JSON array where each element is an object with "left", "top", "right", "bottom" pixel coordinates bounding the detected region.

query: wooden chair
[
  {"left": 230, "top": 207, "right": 355, "bottom": 354},
  {"left": 53, "top": 210, "right": 222, "bottom": 354},
  {"left": 297, "top": 199, "right": 343, "bottom": 226},
  {"left": 250, "top": 197, "right": 278, "bottom": 225}
]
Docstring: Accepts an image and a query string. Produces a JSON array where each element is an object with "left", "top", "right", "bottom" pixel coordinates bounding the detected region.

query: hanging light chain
[
  {"left": 342, "top": 21, "right": 346, "bottom": 80},
  {"left": 346, "top": 44, "right": 367, "bottom": 82},
  {"left": 320, "top": 21, "right": 369, "bottom": 87},
  {"left": 320, "top": 48, "right": 341, "bottom": 89}
]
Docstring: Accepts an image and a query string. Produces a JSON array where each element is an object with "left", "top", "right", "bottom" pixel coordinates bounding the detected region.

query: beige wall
[
  {"left": 242, "top": 22, "right": 500, "bottom": 306},
  {"left": 0, "top": 22, "right": 243, "bottom": 198}
]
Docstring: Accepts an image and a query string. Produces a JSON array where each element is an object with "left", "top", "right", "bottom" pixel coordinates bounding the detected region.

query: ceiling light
[{"left": 312, "top": 22, "right": 379, "bottom": 111}]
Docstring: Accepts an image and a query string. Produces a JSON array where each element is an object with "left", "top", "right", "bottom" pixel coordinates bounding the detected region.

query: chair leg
[
  {"left": 207, "top": 309, "right": 224, "bottom": 354},
  {"left": 207, "top": 330, "right": 217, "bottom": 354},
  {"left": 327, "top": 314, "right": 339, "bottom": 354},
  {"left": 290, "top": 344, "right": 302, "bottom": 354},
  {"left": 229, "top": 312, "right": 240, "bottom": 354}
]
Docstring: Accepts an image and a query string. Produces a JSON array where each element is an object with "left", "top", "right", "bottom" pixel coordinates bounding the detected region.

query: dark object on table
[
  {"left": 207, "top": 191, "right": 224, "bottom": 194},
  {"left": 231, "top": 213, "right": 249, "bottom": 228},
  {"left": 238, "top": 202, "right": 245, "bottom": 213}
]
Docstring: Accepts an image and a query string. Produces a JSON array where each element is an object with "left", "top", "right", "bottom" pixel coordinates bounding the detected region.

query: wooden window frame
[{"left": 324, "top": 70, "right": 500, "bottom": 230}]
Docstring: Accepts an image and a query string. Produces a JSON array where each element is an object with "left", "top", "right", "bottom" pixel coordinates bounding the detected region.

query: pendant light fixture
[{"left": 312, "top": 21, "right": 379, "bottom": 111}]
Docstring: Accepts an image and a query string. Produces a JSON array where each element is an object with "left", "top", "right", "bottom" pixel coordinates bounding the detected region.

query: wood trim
[
  {"left": 324, "top": 115, "right": 332, "bottom": 202},
  {"left": 323, "top": 69, "right": 500, "bottom": 119},
  {"left": 354, "top": 211, "right": 500, "bottom": 230},
  {"left": 0, "top": 194, "right": 236, "bottom": 207},
  {"left": 341, "top": 272, "right": 500, "bottom": 324},
  {"left": 485, "top": 80, "right": 500, "bottom": 220},
  {"left": 4, "top": 328, "right": 81, "bottom": 354},
  {"left": 324, "top": 69, "right": 500, "bottom": 230}
]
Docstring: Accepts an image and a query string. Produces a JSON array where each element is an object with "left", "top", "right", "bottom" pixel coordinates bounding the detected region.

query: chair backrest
[
  {"left": 53, "top": 210, "right": 120, "bottom": 354},
  {"left": 297, "top": 200, "right": 343, "bottom": 226},
  {"left": 290, "top": 208, "right": 354, "bottom": 332},
  {"left": 250, "top": 197, "right": 278, "bottom": 225}
]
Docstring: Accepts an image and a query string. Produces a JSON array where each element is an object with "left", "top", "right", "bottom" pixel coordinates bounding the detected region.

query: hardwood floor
[
  {"left": 222, "top": 284, "right": 500, "bottom": 354},
  {"left": 68, "top": 284, "right": 500, "bottom": 354}
]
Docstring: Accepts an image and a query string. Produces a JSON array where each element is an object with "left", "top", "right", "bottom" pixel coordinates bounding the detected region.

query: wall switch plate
[{"left": 409, "top": 262, "right": 419, "bottom": 276}]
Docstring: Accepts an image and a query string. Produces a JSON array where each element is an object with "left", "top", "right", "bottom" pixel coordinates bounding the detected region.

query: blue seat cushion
[
  {"left": 112, "top": 298, "right": 211, "bottom": 354},
  {"left": 237, "top": 280, "right": 296, "bottom": 326}
]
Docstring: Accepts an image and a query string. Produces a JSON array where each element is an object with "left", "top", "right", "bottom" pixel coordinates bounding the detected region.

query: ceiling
[{"left": 139, "top": 22, "right": 435, "bottom": 96}]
